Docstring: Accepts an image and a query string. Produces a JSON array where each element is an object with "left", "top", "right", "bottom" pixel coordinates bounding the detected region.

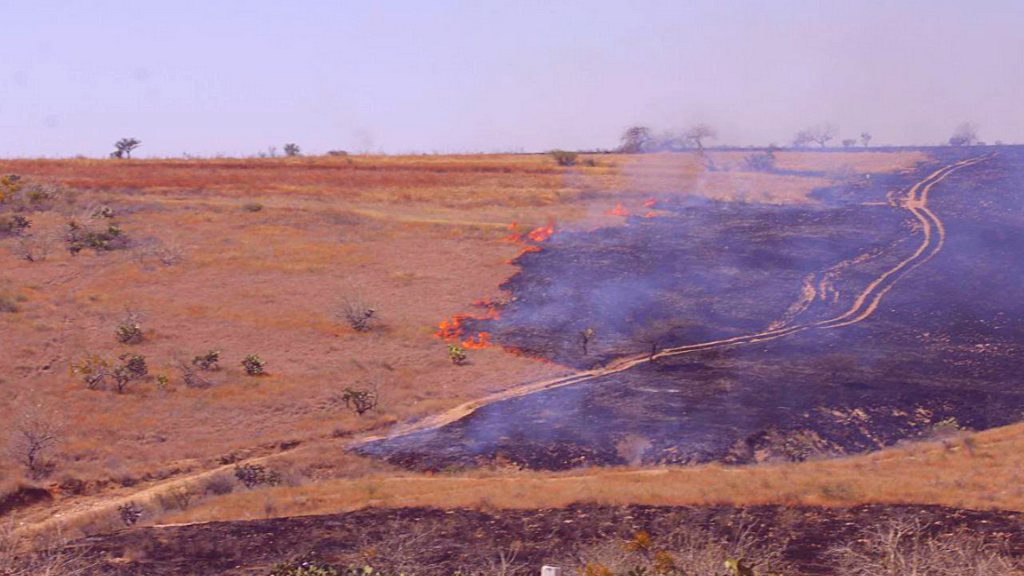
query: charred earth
[{"left": 360, "top": 148, "right": 1024, "bottom": 470}]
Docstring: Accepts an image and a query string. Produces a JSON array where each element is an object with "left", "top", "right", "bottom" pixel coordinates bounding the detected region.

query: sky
[{"left": 2, "top": 0, "right": 1022, "bottom": 157}]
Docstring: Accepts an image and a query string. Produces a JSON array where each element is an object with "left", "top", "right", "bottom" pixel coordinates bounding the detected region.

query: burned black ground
[
  {"left": 60, "top": 504, "right": 1024, "bottom": 576},
  {"left": 361, "top": 148, "right": 1024, "bottom": 471}
]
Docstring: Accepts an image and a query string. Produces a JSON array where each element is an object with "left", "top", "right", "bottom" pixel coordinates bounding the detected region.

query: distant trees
[
  {"left": 549, "top": 150, "right": 578, "bottom": 166},
  {"left": 860, "top": 132, "right": 872, "bottom": 148},
  {"left": 744, "top": 145, "right": 779, "bottom": 172},
  {"left": 684, "top": 124, "right": 717, "bottom": 153},
  {"left": 949, "top": 123, "right": 979, "bottom": 147},
  {"left": 842, "top": 139, "right": 856, "bottom": 148},
  {"left": 111, "top": 138, "right": 141, "bottom": 159},
  {"left": 793, "top": 124, "right": 838, "bottom": 148},
  {"left": 283, "top": 143, "right": 301, "bottom": 157},
  {"left": 619, "top": 126, "right": 654, "bottom": 153}
]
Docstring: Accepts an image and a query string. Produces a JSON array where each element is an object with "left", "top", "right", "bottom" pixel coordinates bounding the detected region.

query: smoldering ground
[{"left": 359, "top": 148, "right": 1024, "bottom": 471}]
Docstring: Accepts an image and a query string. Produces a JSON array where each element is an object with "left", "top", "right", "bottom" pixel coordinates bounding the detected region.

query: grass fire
[{"left": 3, "top": 2, "right": 1024, "bottom": 575}]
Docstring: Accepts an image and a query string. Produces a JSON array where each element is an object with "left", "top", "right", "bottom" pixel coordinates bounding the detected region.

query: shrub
[
  {"left": 65, "top": 220, "right": 128, "bottom": 255},
  {"left": 283, "top": 143, "right": 301, "bottom": 157},
  {"left": 0, "top": 293, "right": 17, "bottom": 314},
  {"left": 71, "top": 354, "right": 112, "bottom": 390},
  {"left": 243, "top": 203, "right": 264, "bottom": 212},
  {"left": 176, "top": 358, "right": 212, "bottom": 389},
  {"left": 115, "top": 309, "right": 145, "bottom": 344},
  {"left": 233, "top": 463, "right": 281, "bottom": 489},
  {"left": 327, "top": 150, "right": 348, "bottom": 157},
  {"left": 192, "top": 350, "right": 221, "bottom": 371},
  {"left": 111, "top": 353, "right": 148, "bottom": 393},
  {"left": 338, "top": 297, "right": 377, "bottom": 332},
  {"left": 341, "top": 386, "right": 378, "bottom": 416},
  {"left": 448, "top": 344, "right": 467, "bottom": 365},
  {"left": 0, "top": 215, "right": 30, "bottom": 237},
  {"left": 550, "top": 150, "right": 578, "bottom": 166},
  {"left": 242, "top": 355, "right": 266, "bottom": 376},
  {"left": 203, "top": 474, "right": 236, "bottom": 496},
  {"left": 117, "top": 501, "right": 144, "bottom": 526}
]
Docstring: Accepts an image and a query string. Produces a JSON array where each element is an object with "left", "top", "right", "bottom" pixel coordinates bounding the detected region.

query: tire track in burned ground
[{"left": 354, "top": 153, "right": 996, "bottom": 448}]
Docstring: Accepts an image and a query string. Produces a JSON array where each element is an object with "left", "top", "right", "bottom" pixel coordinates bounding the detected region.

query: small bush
[
  {"left": 448, "top": 344, "right": 467, "bottom": 365},
  {"left": 0, "top": 215, "right": 30, "bottom": 237},
  {"left": 192, "top": 350, "right": 221, "bottom": 371},
  {"left": 117, "top": 501, "right": 144, "bottom": 526},
  {"left": 243, "top": 203, "right": 264, "bottom": 212},
  {"left": 327, "top": 150, "right": 348, "bottom": 157},
  {"left": 0, "top": 294, "right": 17, "bottom": 314},
  {"left": 176, "top": 359, "right": 212, "bottom": 389},
  {"left": 242, "top": 355, "right": 266, "bottom": 376},
  {"left": 111, "top": 353, "right": 148, "bottom": 394},
  {"left": 203, "top": 474, "right": 236, "bottom": 496},
  {"left": 65, "top": 220, "right": 128, "bottom": 255},
  {"left": 71, "top": 354, "right": 112, "bottom": 390},
  {"left": 550, "top": 150, "right": 578, "bottom": 166},
  {"left": 341, "top": 386, "right": 378, "bottom": 416},
  {"left": 234, "top": 463, "right": 281, "bottom": 489},
  {"left": 115, "top": 309, "right": 145, "bottom": 344},
  {"left": 338, "top": 297, "right": 377, "bottom": 332},
  {"left": 283, "top": 143, "right": 301, "bottom": 157}
]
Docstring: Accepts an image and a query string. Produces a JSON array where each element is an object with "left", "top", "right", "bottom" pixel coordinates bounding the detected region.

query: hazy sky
[{"left": 2, "top": 0, "right": 1022, "bottom": 157}]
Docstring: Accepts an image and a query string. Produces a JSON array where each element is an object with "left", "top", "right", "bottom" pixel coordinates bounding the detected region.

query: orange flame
[
  {"left": 643, "top": 198, "right": 658, "bottom": 208},
  {"left": 462, "top": 332, "right": 490, "bottom": 349},
  {"left": 606, "top": 202, "right": 629, "bottom": 216},
  {"left": 644, "top": 212, "right": 655, "bottom": 218},
  {"left": 527, "top": 219, "right": 555, "bottom": 242}
]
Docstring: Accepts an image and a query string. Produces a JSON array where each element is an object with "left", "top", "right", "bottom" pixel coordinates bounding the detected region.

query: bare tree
[
  {"left": 111, "top": 138, "right": 141, "bottom": 159},
  {"left": 794, "top": 124, "right": 837, "bottom": 148},
  {"left": 578, "top": 328, "right": 595, "bottom": 356},
  {"left": 949, "top": 122, "right": 979, "bottom": 147},
  {"left": 860, "top": 132, "right": 872, "bottom": 148},
  {"left": 633, "top": 321, "right": 680, "bottom": 363},
  {"left": 283, "top": 143, "right": 301, "bottom": 157},
  {"left": 684, "top": 124, "right": 717, "bottom": 153},
  {"left": 338, "top": 296, "right": 378, "bottom": 332},
  {"left": 8, "top": 401, "right": 64, "bottom": 479},
  {"left": 619, "top": 125, "right": 653, "bottom": 154}
]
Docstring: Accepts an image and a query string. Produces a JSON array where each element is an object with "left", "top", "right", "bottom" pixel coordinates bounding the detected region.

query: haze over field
[{"left": 2, "top": 0, "right": 1023, "bottom": 157}]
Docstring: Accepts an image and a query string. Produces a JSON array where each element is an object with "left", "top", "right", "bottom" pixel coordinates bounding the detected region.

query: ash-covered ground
[{"left": 361, "top": 148, "right": 1024, "bottom": 470}]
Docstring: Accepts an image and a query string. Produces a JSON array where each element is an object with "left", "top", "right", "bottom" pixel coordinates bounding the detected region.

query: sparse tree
[
  {"left": 860, "top": 132, "right": 872, "bottom": 148},
  {"left": 949, "top": 123, "right": 979, "bottom": 147},
  {"left": 842, "top": 139, "right": 856, "bottom": 148},
  {"left": 794, "top": 124, "right": 838, "bottom": 148},
  {"left": 8, "top": 401, "right": 64, "bottom": 479},
  {"left": 283, "top": 143, "right": 301, "bottom": 157},
  {"left": 684, "top": 124, "right": 717, "bottom": 153},
  {"left": 111, "top": 138, "right": 141, "bottom": 159},
  {"left": 633, "top": 321, "right": 680, "bottom": 363},
  {"left": 619, "top": 125, "right": 654, "bottom": 154},
  {"left": 579, "top": 328, "right": 595, "bottom": 356}
]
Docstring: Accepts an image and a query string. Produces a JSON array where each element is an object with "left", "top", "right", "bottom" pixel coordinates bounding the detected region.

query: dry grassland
[{"left": 1, "top": 150, "right": 927, "bottom": 529}]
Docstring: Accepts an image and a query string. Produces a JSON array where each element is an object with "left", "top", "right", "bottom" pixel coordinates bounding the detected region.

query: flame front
[{"left": 606, "top": 202, "right": 629, "bottom": 216}]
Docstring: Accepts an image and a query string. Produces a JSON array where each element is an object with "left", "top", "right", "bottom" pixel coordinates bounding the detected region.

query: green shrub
[
  {"left": 550, "top": 149, "right": 578, "bottom": 166},
  {"left": 112, "top": 353, "right": 148, "bottom": 394},
  {"left": 448, "top": 344, "right": 467, "bottom": 365},
  {"left": 65, "top": 220, "right": 128, "bottom": 254},
  {"left": 242, "top": 354, "right": 266, "bottom": 376}
]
